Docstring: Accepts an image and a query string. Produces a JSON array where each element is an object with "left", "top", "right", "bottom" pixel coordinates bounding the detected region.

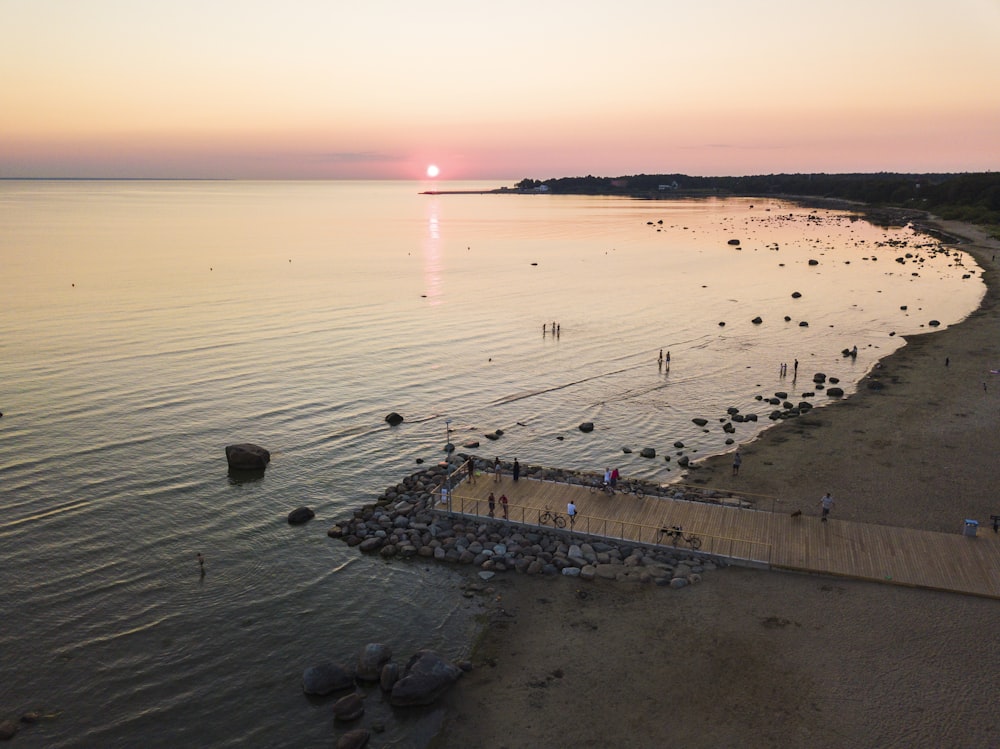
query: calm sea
[{"left": 0, "top": 180, "right": 983, "bottom": 747}]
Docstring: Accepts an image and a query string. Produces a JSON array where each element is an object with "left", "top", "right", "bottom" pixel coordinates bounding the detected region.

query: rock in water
[
  {"left": 356, "top": 643, "right": 393, "bottom": 682},
  {"left": 225, "top": 443, "right": 270, "bottom": 471},
  {"left": 288, "top": 507, "right": 315, "bottom": 525},
  {"left": 385, "top": 412, "right": 404, "bottom": 426},
  {"left": 336, "top": 729, "right": 370, "bottom": 749},
  {"left": 390, "top": 650, "right": 463, "bottom": 706},
  {"left": 302, "top": 661, "right": 355, "bottom": 695},
  {"left": 332, "top": 692, "right": 365, "bottom": 721}
]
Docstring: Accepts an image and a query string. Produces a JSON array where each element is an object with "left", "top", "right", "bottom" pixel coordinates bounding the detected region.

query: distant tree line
[{"left": 514, "top": 172, "right": 1000, "bottom": 236}]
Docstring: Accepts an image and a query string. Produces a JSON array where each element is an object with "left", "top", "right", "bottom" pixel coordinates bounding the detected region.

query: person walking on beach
[
  {"left": 493, "top": 457, "right": 501, "bottom": 482},
  {"left": 658, "top": 349, "right": 663, "bottom": 365},
  {"left": 512, "top": 458, "right": 520, "bottom": 482},
  {"left": 732, "top": 449, "right": 742, "bottom": 476},
  {"left": 793, "top": 359, "right": 799, "bottom": 377},
  {"left": 567, "top": 500, "right": 577, "bottom": 527},
  {"left": 500, "top": 493, "right": 509, "bottom": 519},
  {"left": 487, "top": 492, "right": 496, "bottom": 518},
  {"left": 819, "top": 493, "right": 834, "bottom": 522}
]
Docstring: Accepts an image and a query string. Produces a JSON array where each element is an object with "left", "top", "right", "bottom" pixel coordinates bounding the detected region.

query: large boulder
[
  {"left": 356, "top": 643, "right": 392, "bottom": 682},
  {"left": 639, "top": 447, "right": 656, "bottom": 459},
  {"left": 225, "top": 443, "right": 270, "bottom": 471},
  {"left": 288, "top": 507, "right": 315, "bottom": 525},
  {"left": 302, "top": 661, "right": 355, "bottom": 695},
  {"left": 390, "top": 650, "right": 463, "bottom": 706}
]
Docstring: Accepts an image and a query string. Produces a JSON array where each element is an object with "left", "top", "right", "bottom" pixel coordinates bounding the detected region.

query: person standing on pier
[
  {"left": 494, "top": 457, "right": 501, "bottom": 482},
  {"left": 513, "top": 458, "right": 520, "bottom": 482},
  {"left": 500, "top": 494, "right": 509, "bottom": 519},
  {"left": 567, "top": 501, "right": 577, "bottom": 527},
  {"left": 487, "top": 492, "right": 496, "bottom": 518}
]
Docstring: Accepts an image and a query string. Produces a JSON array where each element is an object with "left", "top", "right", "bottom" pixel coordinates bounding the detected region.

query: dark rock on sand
[
  {"left": 385, "top": 412, "right": 404, "bottom": 426},
  {"left": 728, "top": 239, "right": 741, "bottom": 245},
  {"left": 751, "top": 316, "right": 763, "bottom": 324},
  {"left": 640, "top": 447, "right": 656, "bottom": 459},
  {"left": 826, "top": 387, "right": 845, "bottom": 398},
  {"left": 390, "top": 650, "right": 463, "bottom": 706},
  {"left": 288, "top": 506, "right": 315, "bottom": 525},
  {"left": 579, "top": 422, "right": 594, "bottom": 433},
  {"left": 225, "top": 443, "right": 270, "bottom": 471},
  {"left": 791, "top": 291, "right": 802, "bottom": 298},
  {"left": 303, "top": 661, "right": 355, "bottom": 695},
  {"left": 692, "top": 418, "right": 708, "bottom": 427}
]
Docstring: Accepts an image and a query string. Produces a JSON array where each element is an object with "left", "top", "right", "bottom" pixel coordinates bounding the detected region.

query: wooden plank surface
[{"left": 444, "top": 474, "right": 1000, "bottom": 599}]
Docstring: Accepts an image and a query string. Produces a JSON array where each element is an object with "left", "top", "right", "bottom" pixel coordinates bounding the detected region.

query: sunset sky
[{"left": 2, "top": 0, "right": 999, "bottom": 180}]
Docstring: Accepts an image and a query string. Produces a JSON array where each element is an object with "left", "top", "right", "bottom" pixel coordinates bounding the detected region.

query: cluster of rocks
[
  {"left": 329, "top": 465, "right": 727, "bottom": 588},
  {"left": 0, "top": 712, "right": 43, "bottom": 742},
  {"left": 303, "top": 643, "right": 468, "bottom": 748}
]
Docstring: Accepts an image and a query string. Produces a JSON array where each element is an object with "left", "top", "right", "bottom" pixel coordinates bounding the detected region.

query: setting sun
[{"left": 426, "top": 164, "right": 440, "bottom": 178}]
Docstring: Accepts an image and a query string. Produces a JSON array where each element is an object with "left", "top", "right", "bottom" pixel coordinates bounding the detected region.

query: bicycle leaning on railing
[
  {"left": 657, "top": 525, "right": 702, "bottom": 550},
  {"left": 538, "top": 506, "right": 568, "bottom": 528},
  {"left": 589, "top": 479, "right": 615, "bottom": 496}
]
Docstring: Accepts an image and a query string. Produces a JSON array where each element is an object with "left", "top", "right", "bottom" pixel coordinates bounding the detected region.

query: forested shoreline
[{"left": 513, "top": 172, "right": 1000, "bottom": 236}]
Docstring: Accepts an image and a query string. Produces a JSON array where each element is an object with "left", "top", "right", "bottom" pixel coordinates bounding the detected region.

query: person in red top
[
  {"left": 499, "top": 494, "right": 509, "bottom": 520},
  {"left": 610, "top": 468, "right": 619, "bottom": 489}
]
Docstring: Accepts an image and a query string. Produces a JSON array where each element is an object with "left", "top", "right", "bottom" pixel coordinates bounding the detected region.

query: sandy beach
[{"left": 432, "top": 216, "right": 1000, "bottom": 749}]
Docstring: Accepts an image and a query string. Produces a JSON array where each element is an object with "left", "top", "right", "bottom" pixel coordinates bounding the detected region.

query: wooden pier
[{"left": 443, "top": 473, "right": 1000, "bottom": 599}]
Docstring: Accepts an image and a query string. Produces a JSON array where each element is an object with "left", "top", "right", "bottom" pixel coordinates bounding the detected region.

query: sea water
[{"left": 0, "top": 180, "right": 983, "bottom": 747}]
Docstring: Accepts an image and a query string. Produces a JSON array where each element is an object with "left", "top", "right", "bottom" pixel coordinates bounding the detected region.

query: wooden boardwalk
[{"left": 444, "top": 473, "right": 1000, "bottom": 599}]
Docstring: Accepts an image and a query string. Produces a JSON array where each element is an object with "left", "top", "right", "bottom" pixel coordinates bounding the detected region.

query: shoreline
[
  {"left": 693, "top": 213, "right": 998, "bottom": 533},
  {"left": 430, "top": 214, "right": 1000, "bottom": 748}
]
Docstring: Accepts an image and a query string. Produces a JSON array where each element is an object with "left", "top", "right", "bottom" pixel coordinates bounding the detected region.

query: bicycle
[
  {"left": 657, "top": 525, "right": 702, "bottom": 550},
  {"left": 589, "top": 479, "right": 614, "bottom": 496},
  {"left": 538, "top": 506, "right": 567, "bottom": 528}
]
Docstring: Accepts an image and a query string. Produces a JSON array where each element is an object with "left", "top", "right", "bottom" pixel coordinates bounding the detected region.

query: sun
[{"left": 426, "top": 164, "right": 440, "bottom": 178}]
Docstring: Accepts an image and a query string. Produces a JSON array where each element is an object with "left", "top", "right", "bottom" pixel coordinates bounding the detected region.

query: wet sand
[{"left": 432, "top": 217, "right": 1000, "bottom": 748}]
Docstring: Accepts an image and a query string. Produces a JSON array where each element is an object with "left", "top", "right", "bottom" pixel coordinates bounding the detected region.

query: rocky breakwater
[{"left": 328, "top": 464, "right": 724, "bottom": 589}]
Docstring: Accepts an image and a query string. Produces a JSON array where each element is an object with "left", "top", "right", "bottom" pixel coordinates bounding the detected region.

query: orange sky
[{"left": 2, "top": 0, "right": 999, "bottom": 179}]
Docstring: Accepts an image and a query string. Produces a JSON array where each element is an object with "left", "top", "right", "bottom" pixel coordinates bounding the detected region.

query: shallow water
[{"left": 0, "top": 180, "right": 984, "bottom": 746}]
